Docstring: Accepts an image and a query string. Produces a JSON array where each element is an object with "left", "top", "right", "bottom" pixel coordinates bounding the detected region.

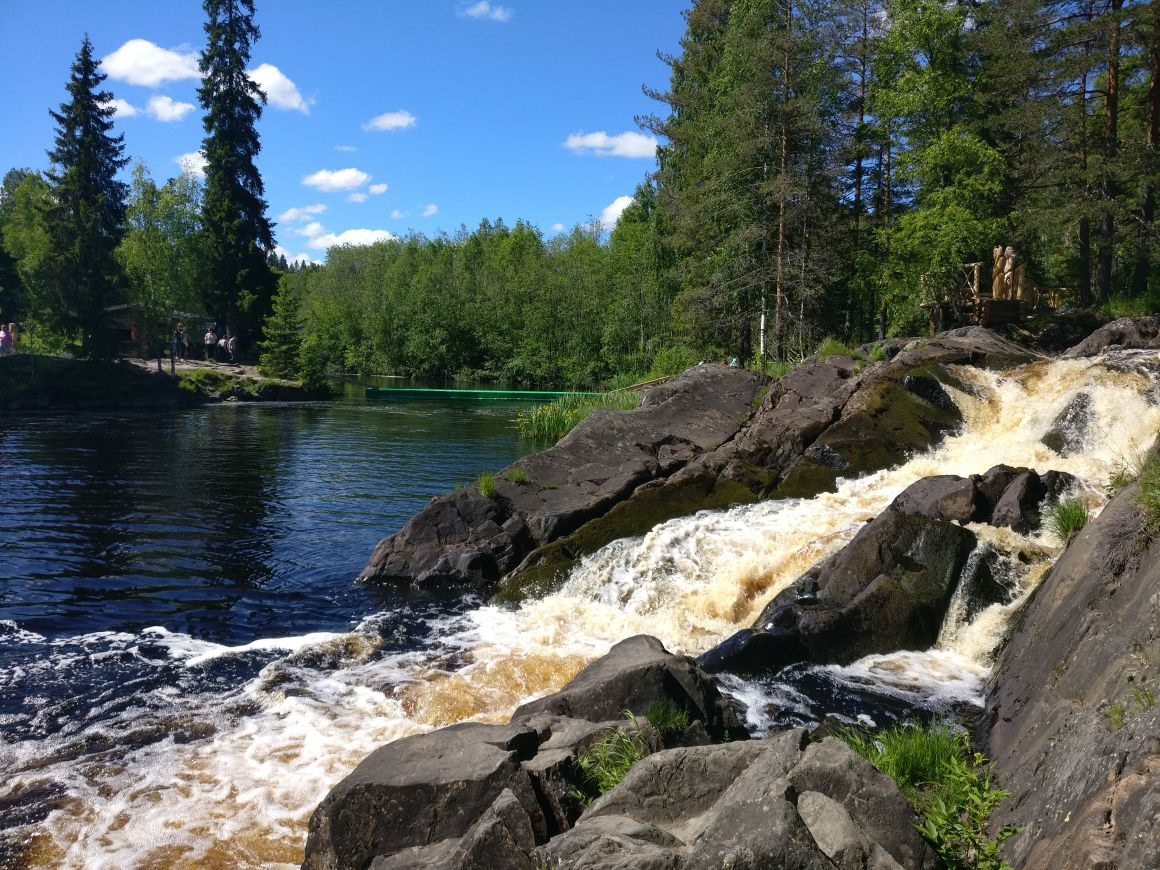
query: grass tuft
[
  {"left": 1045, "top": 498, "right": 1088, "bottom": 543},
  {"left": 869, "top": 344, "right": 888, "bottom": 362},
  {"left": 478, "top": 471, "right": 497, "bottom": 498},
  {"left": 815, "top": 337, "right": 862, "bottom": 361},
  {"left": 518, "top": 391, "right": 641, "bottom": 444},
  {"left": 838, "top": 722, "right": 1018, "bottom": 870},
  {"left": 506, "top": 466, "right": 532, "bottom": 485},
  {"left": 573, "top": 713, "right": 650, "bottom": 803},
  {"left": 645, "top": 700, "right": 691, "bottom": 738},
  {"left": 1137, "top": 446, "right": 1160, "bottom": 533}
]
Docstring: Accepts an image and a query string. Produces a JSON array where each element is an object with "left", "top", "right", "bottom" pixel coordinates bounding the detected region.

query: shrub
[
  {"left": 869, "top": 344, "right": 888, "bottom": 362},
  {"left": 574, "top": 714, "right": 650, "bottom": 802},
  {"left": 478, "top": 471, "right": 497, "bottom": 498},
  {"left": 1045, "top": 498, "right": 1088, "bottom": 543},
  {"left": 838, "top": 722, "right": 1019, "bottom": 870},
  {"left": 517, "top": 391, "right": 641, "bottom": 443},
  {"left": 645, "top": 700, "right": 691, "bottom": 738}
]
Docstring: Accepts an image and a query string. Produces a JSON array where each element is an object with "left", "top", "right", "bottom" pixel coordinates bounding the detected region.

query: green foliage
[
  {"left": 1106, "top": 702, "right": 1127, "bottom": 731},
  {"left": 1130, "top": 684, "right": 1156, "bottom": 711},
  {"left": 869, "top": 345, "right": 888, "bottom": 362},
  {"left": 505, "top": 466, "right": 532, "bottom": 485},
  {"left": 198, "top": 0, "right": 275, "bottom": 344},
  {"left": 517, "top": 391, "right": 641, "bottom": 444},
  {"left": 1097, "top": 292, "right": 1160, "bottom": 320},
  {"left": 478, "top": 471, "right": 497, "bottom": 498},
  {"left": 573, "top": 714, "right": 650, "bottom": 803},
  {"left": 838, "top": 723, "right": 1018, "bottom": 870},
  {"left": 645, "top": 700, "right": 691, "bottom": 738},
  {"left": 647, "top": 345, "right": 700, "bottom": 379},
  {"left": 258, "top": 275, "right": 302, "bottom": 378},
  {"left": 1045, "top": 499, "right": 1089, "bottom": 543},
  {"left": 815, "top": 337, "right": 861, "bottom": 361},
  {"left": 1137, "top": 447, "right": 1160, "bottom": 533},
  {"left": 42, "top": 36, "right": 129, "bottom": 359}
]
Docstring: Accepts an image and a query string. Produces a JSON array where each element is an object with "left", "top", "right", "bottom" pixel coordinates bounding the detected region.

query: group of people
[
  {"left": 202, "top": 325, "right": 239, "bottom": 364},
  {"left": 0, "top": 323, "right": 15, "bottom": 356}
]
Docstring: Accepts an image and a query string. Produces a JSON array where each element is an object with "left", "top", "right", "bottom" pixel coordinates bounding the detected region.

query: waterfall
[{"left": 9, "top": 351, "right": 1159, "bottom": 869}]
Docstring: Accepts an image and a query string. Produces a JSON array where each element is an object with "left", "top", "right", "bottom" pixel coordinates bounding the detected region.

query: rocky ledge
[
  {"left": 360, "top": 327, "right": 1035, "bottom": 600},
  {"left": 302, "top": 635, "right": 935, "bottom": 870}
]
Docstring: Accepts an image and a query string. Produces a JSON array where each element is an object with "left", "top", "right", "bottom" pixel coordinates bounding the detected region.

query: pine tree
[
  {"left": 258, "top": 274, "right": 301, "bottom": 378},
  {"left": 42, "top": 35, "right": 129, "bottom": 359},
  {"left": 198, "top": 0, "right": 274, "bottom": 347}
]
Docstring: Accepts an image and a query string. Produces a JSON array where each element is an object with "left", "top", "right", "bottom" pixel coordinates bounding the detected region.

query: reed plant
[
  {"left": 645, "top": 700, "right": 691, "bottom": 738},
  {"left": 478, "top": 471, "right": 497, "bottom": 498},
  {"left": 1045, "top": 498, "right": 1088, "bottom": 543},
  {"left": 506, "top": 466, "right": 532, "bottom": 485},
  {"left": 518, "top": 391, "right": 641, "bottom": 444},
  {"left": 838, "top": 722, "right": 1019, "bottom": 870}
]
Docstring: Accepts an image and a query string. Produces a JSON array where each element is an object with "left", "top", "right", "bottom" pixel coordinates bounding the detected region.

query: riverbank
[{"left": 0, "top": 353, "right": 324, "bottom": 412}]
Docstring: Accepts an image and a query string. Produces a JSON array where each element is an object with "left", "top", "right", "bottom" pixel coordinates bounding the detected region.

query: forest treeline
[
  {"left": 269, "top": 0, "right": 1160, "bottom": 386},
  {"left": 1, "top": 0, "right": 1157, "bottom": 387}
]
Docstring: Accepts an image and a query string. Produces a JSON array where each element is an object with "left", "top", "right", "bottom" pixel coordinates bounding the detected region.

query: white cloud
[
  {"left": 564, "top": 131, "right": 658, "bottom": 159},
  {"left": 347, "top": 192, "right": 368, "bottom": 203},
  {"left": 277, "top": 204, "right": 327, "bottom": 222},
  {"left": 297, "top": 221, "right": 395, "bottom": 250},
  {"left": 176, "top": 150, "right": 208, "bottom": 178},
  {"left": 335, "top": 144, "right": 357, "bottom": 152},
  {"left": 460, "top": 1, "right": 512, "bottom": 22},
  {"left": 146, "top": 94, "right": 195, "bottom": 122},
  {"left": 363, "top": 110, "right": 417, "bottom": 132},
  {"left": 105, "top": 98, "right": 138, "bottom": 118},
  {"left": 390, "top": 209, "right": 405, "bottom": 219},
  {"left": 551, "top": 222, "right": 565, "bottom": 232},
  {"left": 368, "top": 183, "right": 388, "bottom": 195},
  {"left": 599, "top": 195, "right": 633, "bottom": 229},
  {"left": 248, "top": 63, "right": 309, "bottom": 113},
  {"left": 102, "top": 39, "right": 200, "bottom": 87},
  {"left": 422, "top": 203, "right": 438, "bottom": 217},
  {"left": 302, "top": 167, "right": 371, "bottom": 192}
]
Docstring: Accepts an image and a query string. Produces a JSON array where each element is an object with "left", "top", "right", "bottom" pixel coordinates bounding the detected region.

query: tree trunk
[
  {"left": 844, "top": 4, "right": 870, "bottom": 342},
  {"left": 1097, "top": 0, "right": 1123, "bottom": 301},
  {"left": 773, "top": 1, "right": 792, "bottom": 361},
  {"left": 1132, "top": 2, "right": 1159, "bottom": 297},
  {"left": 1077, "top": 4, "right": 1093, "bottom": 306}
]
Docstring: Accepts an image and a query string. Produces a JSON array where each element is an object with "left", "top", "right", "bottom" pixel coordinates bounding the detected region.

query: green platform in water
[{"left": 365, "top": 386, "right": 598, "bottom": 402}]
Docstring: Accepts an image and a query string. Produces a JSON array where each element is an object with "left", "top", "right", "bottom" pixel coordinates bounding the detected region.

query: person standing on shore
[
  {"left": 227, "top": 333, "right": 238, "bottom": 364},
  {"left": 204, "top": 326, "right": 216, "bottom": 361},
  {"left": 0, "top": 324, "right": 10, "bottom": 357}
]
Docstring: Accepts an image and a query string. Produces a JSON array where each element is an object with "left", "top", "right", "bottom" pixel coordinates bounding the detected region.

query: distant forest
[
  {"left": 1, "top": 0, "right": 1157, "bottom": 387},
  {"left": 275, "top": 0, "right": 1160, "bottom": 385}
]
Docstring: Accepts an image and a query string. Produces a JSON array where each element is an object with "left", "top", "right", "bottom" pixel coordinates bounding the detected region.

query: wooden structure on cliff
[{"left": 922, "top": 245, "right": 1071, "bottom": 334}]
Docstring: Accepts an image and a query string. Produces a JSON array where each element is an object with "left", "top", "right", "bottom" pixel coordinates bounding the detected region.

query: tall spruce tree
[
  {"left": 198, "top": 0, "right": 274, "bottom": 345},
  {"left": 43, "top": 35, "right": 128, "bottom": 359}
]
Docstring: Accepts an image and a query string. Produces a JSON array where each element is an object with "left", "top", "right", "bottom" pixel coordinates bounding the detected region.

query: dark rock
[
  {"left": 360, "top": 365, "right": 763, "bottom": 590},
  {"left": 537, "top": 730, "right": 934, "bottom": 870},
  {"left": 512, "top": 635, "right": 743, "bottom": 742},
  {"left": 1041, "top": 392, "right": 1094, "bottom": 456},
  {"left": 1062, "top": 315, "right": 1160, "bottom": 357},
  {"left": 890, "top": 474, "right": 986, "bottom": 524},
  {"left": 979, "top": 481, "right": 1160, "bottom": 870},
  {"left": 301, "top": 721, "right": 544, "bottom": 870}
]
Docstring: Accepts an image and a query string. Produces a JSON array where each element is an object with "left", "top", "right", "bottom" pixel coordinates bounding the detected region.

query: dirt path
[{"left": 125, "top": 355, "right": 264, "bottom": 380}]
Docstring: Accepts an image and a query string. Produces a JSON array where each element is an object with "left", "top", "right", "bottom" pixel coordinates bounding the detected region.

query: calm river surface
[{"left": 0, "top": 396, "right": 537, "bottom": 864}]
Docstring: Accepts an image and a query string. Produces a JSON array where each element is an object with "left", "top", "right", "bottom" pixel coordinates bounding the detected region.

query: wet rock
[
  {"left": 1062, "top": 314, "right": 1160, "bottom": 357},
  {"left": 359, "top": 365, "right": 763, "bottom": 590},
  {"left": 512, "top": 635, "right": 743, "bottom": 743},
  {"left": 980, "top": 479, "right": 1160, "bottom": 870},
  {"left": 1041, "top": 392, "right": 1093, "bottom": 456},
  {"left": 700, "top": 510, "right": 979, "bottom": 676}
]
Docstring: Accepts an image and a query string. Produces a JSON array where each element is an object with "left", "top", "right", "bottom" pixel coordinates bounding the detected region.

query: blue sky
[{"left": 0, "top": 1, "right": 688, "bottom": 263}]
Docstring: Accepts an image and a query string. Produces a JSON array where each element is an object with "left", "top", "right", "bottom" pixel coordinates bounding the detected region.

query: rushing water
[{"left": 1, "top": 352, "right": 1158, "bottom": 869}]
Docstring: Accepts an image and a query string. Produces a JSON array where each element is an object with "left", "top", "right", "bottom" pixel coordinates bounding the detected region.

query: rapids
[{"left": 3, "top": 351, "right": 1158, "bottom": 869}]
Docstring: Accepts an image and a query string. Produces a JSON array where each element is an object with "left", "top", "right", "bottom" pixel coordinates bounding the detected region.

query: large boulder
[
  {"left": 497, "top": 329, "right": 1037, "bottom": 603},
  {"left": 303, "top": 635, "right": 740, "bottom": 869},
  {"left": 1061, "top": 314, "right": 1160, "bottom": 358},
  {"left": 698, "top": 508, "right": 979, "bottom": 676},
  {"left": 359, "top": 365, "right": 763, "bottom": 590},
  {"left": 536, "top": 729, "right": 935, "bottom": 869},
  {"left": 978, "top": 480, "right": 1160, "bottom": 870},
  {"left": 512, "top": 635, "right": 743, "bottom": 743}
]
